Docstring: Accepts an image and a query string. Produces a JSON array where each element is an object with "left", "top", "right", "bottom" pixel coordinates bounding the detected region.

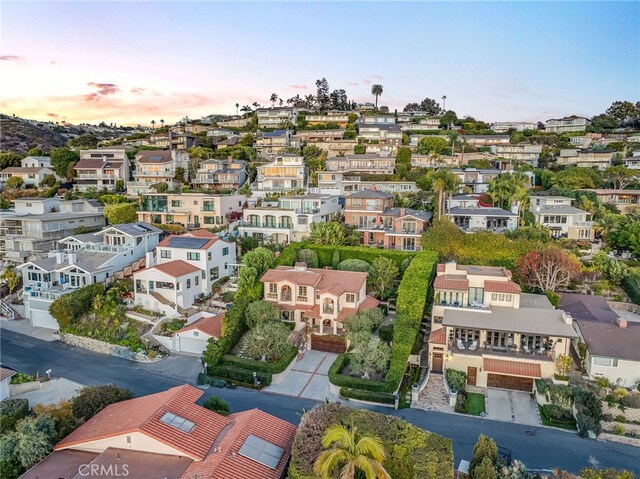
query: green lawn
[
  {"left": 466, "top": 392, "right": 486, "bottom": 415},
  {"left": 538, "top": 404, "right": 577, "bottom": 430}
]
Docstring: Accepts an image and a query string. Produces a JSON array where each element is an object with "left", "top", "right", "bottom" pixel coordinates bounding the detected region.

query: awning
[{"left": 483, "top": 358, "right": 541, "bottom": 378}]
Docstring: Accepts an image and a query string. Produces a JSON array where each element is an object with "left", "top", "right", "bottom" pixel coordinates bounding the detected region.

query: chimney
[
  {"left": 561, "top": 311, "right": 573, "bottom": 325},
  {"left": 400, "top": 208, "right": 406, "bottom": 217},
  {"left": 510, "top": 204, "right": 519, "bottom": 215},
  {"left": 145, "top": 251, "right": 155, "bottom": 267},
  {"left": 616, "top": 318, "right": 628, "bottom": 329},
  {"left": 444, "top": 261, "right": 457, "bottom": 274},
  {"left": 294, "top": 262, "right": 307, "bottom": 272},
  {"left": 55, "top": 251, "right": 65, "bottom": 264},
  {"left": 68, "top": 253, "right": 76, "bottom": 265}
]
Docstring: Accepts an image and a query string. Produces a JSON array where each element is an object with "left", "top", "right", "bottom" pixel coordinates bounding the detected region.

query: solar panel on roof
[
  {"left": 160, "top": 412, "right": 195, "bottom": 433},
  {"left": 238, "top": 434, "right": 284, "bottom": 470},
  {"left": 149, "top": 155, "right": 165, "bottom": 161},
  {"left": 168, "top": 237, "right": 209, "bottom": 249}
]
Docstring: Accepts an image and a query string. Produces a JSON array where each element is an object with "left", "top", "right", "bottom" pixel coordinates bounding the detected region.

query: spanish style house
[
  {"left": 428, "top": 262, "right": 578, "bottom": 391},
  {"left": 73, "top": 148, "right": 130, "bottom": 192},
  {"left": 238, "top": 194, "right": 341, "bottom": 245},
  {"left": 260, "top": 263, "right": 379, "bottom": 338},
  {"left": 344, "top": 189, "right": 432, "bottom": 251},
  {"left": 19, "top": 223, "right": 161, "bottom": 329},
  {"left": 529, "top": 195, "right": 594, "bottom": 240}
]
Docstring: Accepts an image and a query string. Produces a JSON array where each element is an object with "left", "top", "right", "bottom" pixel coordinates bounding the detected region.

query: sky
[{"left": 1, "top": 1, "right": 639, "bottom": 126}]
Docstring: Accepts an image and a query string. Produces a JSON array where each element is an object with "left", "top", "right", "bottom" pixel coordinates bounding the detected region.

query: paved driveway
[
  {"left": 264, "top": 350, "right": 338, "bottom": 401},
  {"left": 486, "top": 389, "right": 540, "bottom": 426}
]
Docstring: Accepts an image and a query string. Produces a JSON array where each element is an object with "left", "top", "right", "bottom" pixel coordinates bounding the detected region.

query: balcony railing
[
  {"left": 280, "top": 294, "right": 292, "bottom": 301},
  {"left": 437, "top": 301, "right": 490, "bottom": 310},
  {"left": 323, "top": 307, "right": 335, "bottom": 314}
]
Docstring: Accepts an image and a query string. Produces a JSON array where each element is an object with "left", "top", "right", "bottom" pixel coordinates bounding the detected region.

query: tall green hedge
[
  {"left": 277, "top": 243, "right": 413, "bottom": 270},
  {"left": 621, "top": 268, "right": 640, "bottom": 305}
]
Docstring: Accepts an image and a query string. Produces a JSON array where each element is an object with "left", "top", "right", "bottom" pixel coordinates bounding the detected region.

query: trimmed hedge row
[
  {"left": 340, "top": 387, "right": 395, "bottom": 404},
  {"left": 209, "top": 364, "right": 272, "bottom": 387},
  {"left": 221, "top": 346, "right": 297, "bottom": 374},
  {"left": 328, "top": 354, "right": 387, "bottom": 392},
  {"left": 621, "top": 268, "right": 640, "bottom": 305}
]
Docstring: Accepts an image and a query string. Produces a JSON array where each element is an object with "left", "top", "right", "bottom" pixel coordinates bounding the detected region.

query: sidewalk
[{"left": 1, "top": 317, "right": 56, "bottom": 342}]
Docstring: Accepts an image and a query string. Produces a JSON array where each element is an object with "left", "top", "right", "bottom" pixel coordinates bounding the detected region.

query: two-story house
[
  {"left": 260, "top": 263, "right": 379, "bottom": 342},
  {"left": 583, "top": 189, "right": 640, "bottom": 214},
  {"left": 238, "top": 194, "right": 342, "bottom": 245},
  {"left": 0, "top": 198, "right": 105, "bottom": 263},
  {"left": 325, "top": 153, "right": 396, "bottom": 175},
  {"left": 137, "top": 193, "right": 246, "bottom": 229},
  {"left": 489, "top": 144, "right": 542, "bottom": 167},
  {"left": 0, "top": 156, "right": 59, "bottom": 188},
  {"left": 312, "top": 171, "right": 417, "bottom": 196},
  {"left": 344, "top": 189, "right": 432, "bottom": 251},
  {"left": 126, "top": 150, "right": 190, "bottom": 196},
  {"left": 357, "top": 124, "right": 402, "bottom": 155},
  {"left": 360, "top": 115, "right": 396, "bottom": 125},
  {"left": 557, "top": 149, "right": 614, "bottom": 170},
  {"left": 305, "top": 111, "right": 349, "bottom": 127},
  {"left": 253, "top": 154, "right": 307, "bottom": 195},
  {"left": 133, "top": 230, "right": 236, "bottom": 317},
  {"left": 490, "top": 122, "right": 537, "bottom": 133},
  {"left": 192, "top": 158, "right": 247, "bottom": 191},
  {"left": 74, "top": 148, "right": 130, "bottom": 192},
  {"left": 624, "top": 151, "right": 640, "bottom": 170},
  {"left": 461, "top": 135, "right": 510, "bottom": 147},
  {"left": 19, "top": 223, "right": 161, "bottom": 329},
  {"left": 545, "top": 116, "right": 591, "bottom": 133},
  {"left": 450, "top": 168, "right": 501, "bottom": 194},
  {"left": 446, "top": 195, "right": 518, "bottom": 232},
  {"left": 254, "top": 130, "right": 292, "bottom": 155},
  {"left": 290, "top": 129, "right": 345, "bottom": 149},
  {"left": 256, "top": 107, "right": 299, "bottom": 128},
  {"left": 399, "top": 118, "right": 441, "bottom": 131},
  {"left": 428, "top": 262, "right": 578, "bottom": 391},
  {"left": 529, "top": 196, "right": 594, "bottom": 239},
  {"left": 308, "top": 139, "right": 358, "bottom": 157}
]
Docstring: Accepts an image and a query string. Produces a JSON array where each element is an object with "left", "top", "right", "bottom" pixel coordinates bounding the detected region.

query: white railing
[{"left": 1, "top": 300, "right": 15, "bottom": 320}]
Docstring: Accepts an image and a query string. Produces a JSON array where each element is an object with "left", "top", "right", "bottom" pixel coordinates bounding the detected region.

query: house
[
  {"left": 428, "top": 262, "right": 578, "bottom": 391},
  {"left": 171, "top": 312, "right": 223, "bottom": 355},
  {"left": 556, "top": 149, "right": 614, "bottom": 170},
  {"left": 261, "top": 263, "right": 379, "bottom": 340},
  {"left": 312, "top": 171, "right": 417, "bottom": 196},
  {"left": 529, "top": 196, "right": 594, "bottom": 239},
  {"left": 360, "top": 114, "right": 396, "bottom": 125},
  {"left": 19, "top": 223, "right": 161, "bottom": 329},
  {"left": 146, "top": 134, "right": 171, "bottom": 149},
  {"left": 344, "top": 189, "right": 432, "bottom": 251},
  {"left": 74, "top": 148, "right": 130, "bottom": 192},
  {"left": 0, "top": 367, "right": 16, "bottom": 401},
  {"left": 21, "top": 385, "right": 296, "bottom": 479},
  {"left": 357, "top": 124, "right": 402, "bottom": 155},
  {"left": 569, "top": 136, "right": 592, "bottom": 148},
  {"left": 489, "top": 144, "right": 542, "bottom": 167},
  {"left": 169, "top": 132, "right": 199, "bottom": 150},
  {"left": 290, "top": 129, "right": 345, "bottom": 149},
  {"left": 399, "top": 118, "right": 441, "bottom": 130},
  {"left": 126, "top": 150, "right": 190, "bottom": 196},
  {"left": 559, "top": 293, "right": 640, "bottom": 387},
  {"left": 217, "top": 116, "right": 251, "bottom": 128},
  {"left": 490, "top": 122, "right": 537, "bottom": 133},
  {"left": 137, "top": 192, "right": 246, "bottom": 229},
  {"left": 305, "top": 111, "right": 349, "bottom": 127},
  {"left": 255, "top": 130, "right": 292, "bottom": 155},
  {"left": 583, "top": 189, "right": 640, "bottom": 214},
  {"left": 212, "top": 137, "right": 241, "bottom": 149},
  {"left": 411, "top": 153, "right": 468, "bottom": 169},
  {"left": 20, "top": 156, "right": 53, "bottom": 169},
  {"left": 325, "top": 153, "right": 396, "bottom": 175},
  {"left": 239, "top": 194, "right": 341, "bottom": 245},
  {"left": 356, "top": 102, "right": 376, "bottom": 111},
  {"left": 256, "top": 107, "right": 299, "bottom": 128},
  {"left": 253, "top": 154, "right": 306, "bottom": 195},
  {"left": 545, "top": 116, "right": 591, "bottom": 133},
  {"left": 450, "top": 168, "right": 501, "bottom": 194},
  {"left": 206, "top": 128, "right": 240, "bottom": 139},
  {"left": 447, "top": 206, "right": 518, "bottom": 232},
  {"left": 307, "top": 139, "right": 358, "bottom": 157},
  {"left": 397, "top": 111, "right": 440, "bottom": 124},
  {"left": 0, "top": 198, "right": 105, "bottom": 264},
  {"left": 623, "top": 151, "right": 640, "bottom": 169},
  {"left": 461, "top": 135, "right": 510, "bottom": 147},
  {"left": 0, "top": 166, "right": 58, "bottom": 188},
  {"left": 192, "top": 158, "right": 248, "bottom": 191}
]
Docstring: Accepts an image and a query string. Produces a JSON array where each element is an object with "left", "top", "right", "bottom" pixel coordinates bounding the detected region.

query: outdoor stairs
[
  {"left": 151, "top": 291, "right": 176, "bottom": 308},
  {"left": 1, "top": 300, "right": 16, "bottom": 320},
  {"left": 417, "top": 347, "right": 430, "bottom": 387}
]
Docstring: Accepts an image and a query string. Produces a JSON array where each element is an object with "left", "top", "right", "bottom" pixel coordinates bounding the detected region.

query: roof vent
[
  {"left": 616, "top": 318, "right": 628, "bottom": 329},
  {"left": 562, "top": 311, "right": 573, "bottom": 325},
  {"left": 294, "top": 262, "right": 307, "bottom": 272}
]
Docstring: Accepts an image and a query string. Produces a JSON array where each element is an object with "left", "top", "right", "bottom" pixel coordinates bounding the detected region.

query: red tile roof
[
  {"left": 428, "top": 328, "right": 447, "bottom": 345},
  {"left": 483, "top": 358, "right": 541, "bottom": 378},
  {"left": 434, "top": 275, "right": 469, "bottom": 291},
  {"left": 56, "top": 385, "right": 231, "bottom": 461},
  {"left": 177, "top": 313, "right": 223, "bottom": 338},
  {"left": 188, "top": 229, "right": 217, "bottom": 238},
  {"left": 484, "top": 280, "right": 521, "bottom": 294},
  {"left": 150, "top": 260, "right": 201, "bottom": 278},
  {"left": 261, "top": 266, "right": 367, "bottom": 294}
]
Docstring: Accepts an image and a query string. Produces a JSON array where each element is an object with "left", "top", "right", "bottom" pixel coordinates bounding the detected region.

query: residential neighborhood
[{"left": 1, "top": 2, "right": 639, "bottom": 479}]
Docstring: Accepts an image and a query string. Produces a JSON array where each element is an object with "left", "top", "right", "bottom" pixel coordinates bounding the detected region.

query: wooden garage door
[
  {"left": 310, "top": 334, "right": 347, "bottom": 353},
  {"left": 487, "top": 374, "right": 533, "bottom": 392}
]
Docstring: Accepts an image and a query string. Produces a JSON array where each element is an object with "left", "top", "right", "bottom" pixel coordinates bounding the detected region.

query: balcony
[
  {"left": 322, "top": 307, "right": 335, "bottom": 315},
  {"left": 437, "top": 301, "right": 490, "bottom": 311},
  {"left": 280, "top": 294, "right": 292, "bottom": 302},
  {"left": 451, "top": 344, "right": 554, "bottom": 362}
]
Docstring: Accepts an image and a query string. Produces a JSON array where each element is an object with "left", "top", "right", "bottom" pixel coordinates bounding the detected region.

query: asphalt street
[{"left": 2, "top": 328, "right": 639, "bottom": 475}]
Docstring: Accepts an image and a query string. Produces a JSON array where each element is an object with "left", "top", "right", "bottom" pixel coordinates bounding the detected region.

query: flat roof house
[
  {"left": 325, "top": 152, "right": 396, "bottom": 175},
  {"left": 529, "top": 196, "right": 594, "bottom": 240},
  {"left": 546, "top": 116, "right": 591, "bottom": 134},
  {"left": 557, "top": 149, "right": 614, "bottom": 170}
]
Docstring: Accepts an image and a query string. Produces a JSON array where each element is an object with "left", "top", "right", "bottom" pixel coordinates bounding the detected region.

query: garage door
[
  {"left": 177, "top": 336, "right": 208, "bottom": 355},
  {"left": 30, "top": 310, "right": 60, "bottom": 330},
  {"left": 310, "top": 334, "right": 347, "bottom": 353},
  {"left": 487, "top": 374, "right": 533, "bottom": 392}
]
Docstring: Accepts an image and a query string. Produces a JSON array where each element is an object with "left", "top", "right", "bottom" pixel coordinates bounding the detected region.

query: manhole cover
[{"left": 524, "top": 430, "right": 535, "bottom": 436}]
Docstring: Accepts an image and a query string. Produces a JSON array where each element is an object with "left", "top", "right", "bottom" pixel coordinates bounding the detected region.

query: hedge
[
  {"left": 0, "top": 398, "right": 30, "bottom": 432},
  {"left": 277, "top": 243, "right": 413, "bottom": 270},
  {"left": 340, "top": 387, "right": 395, "bottom": 404},
  {"left": 276, "top": 242, "right": 305, "bottom": 266},
  {"left": 378, "top": 324, "right": 394, "bottom": 342},
  {"left": 328, "top": 354, "right": 387, "bottom": 392},
  {"left": 621, "top": 268, "right": 640, "bottom": 305},
  {"left": 221, "top": 345, "right": 297, "bottom": 374},
  {"left": 208, "top": 364, "right": 272, "bottom": 387}
]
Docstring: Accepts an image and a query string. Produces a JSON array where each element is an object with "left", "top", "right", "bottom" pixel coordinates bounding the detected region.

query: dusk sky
[{"left": 1, "top": 1, "right": 638, "bottom": 126}]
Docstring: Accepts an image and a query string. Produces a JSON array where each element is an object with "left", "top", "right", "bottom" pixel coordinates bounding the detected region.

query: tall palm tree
[
  {"left": 241, "top": 105, "right": 252, "bottom": 117},
  {"left": 314, "top": 423, "right": 390, "bottom": 479},
  {"left": 441, "top": 95, "right": 447, "bottom": 112},
  {"left": 595, "top": 213, "right": 618, "bottom": 242},
  {"left": 252, "top": 101, "right": 260, "bottom": 111},
  {"left": 235, "top": 103, "right": 239, "bottom": 115},
  {"left": 270, "top": 93, "right": 278, "bottom": 107},
  {"left": 371, "top": 84, "right": 383, "bottom": 110},
  {"left": 160, "top": 119, "right": 165, "bottom": 129},
  {"left": 150, "top": 119, "right": 156, "bottom": 130}
]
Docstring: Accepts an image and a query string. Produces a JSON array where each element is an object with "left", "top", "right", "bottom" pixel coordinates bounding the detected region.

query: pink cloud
[
  {"left": 363, "top": 79, "right": 372, "bottom": 85},
  {"left": 347, "top": 82, "right": 359, "bottom": 86},
  {"left": 85, "top": 82, "right": 119, "bottom": 101},
  {"left": 47, "top": 112, "right": 59, "bottom": 118},
  {"left": 373, "top": 75, "right": 383, "bottom": 80},
  {"left": 0, "top": 55, "right": 24, "bottom": 61},
  {"left": 130, "top": 87, "right": 146, "bottom": 94},
  {"left": 289, "top": 84, "right": 307, "bottom": 90}
]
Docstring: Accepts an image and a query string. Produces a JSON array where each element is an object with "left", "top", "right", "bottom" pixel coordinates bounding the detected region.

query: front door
[
  {"left": 432, "top": 353, "right": 443, "bottom": 373},
  {"left": 467, "top": 367, "right": 477, "bottom": 386}
]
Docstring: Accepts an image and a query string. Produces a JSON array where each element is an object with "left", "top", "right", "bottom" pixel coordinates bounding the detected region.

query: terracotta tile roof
[
  {"left": 359, "top": 295, "right": 381, "bottom": 310},
  {"left": 182, "top": 408, "right": 296, "bottom": 479},
  {"left": 149, "top": 260, "right": 201, "bottom": 278},
  {"left": 428, "top": 328, "right": 447, "bottom": 345},
  {"left": 437, "top": 264, "right": 445, "bottom": 273},
  {"left": 0, "top": 367, "right": 17, "bottom": 382},
  {"left": 484, "top": 280, "right": 521, "bottom": 294},
  {"left": 483, "top": 358, "right": 541, "bottom": 378},
  {"left": 261, "top": 266, "right": 367, "bottom": 294},
  {"left": 56, "top": 385, "right": 231, "bottom": 461},
  {"left": 434, "top": 274, "right": 469, "bottom": 291},
  {"left": 177, "top": 313, "right": 223, "bottom": 338},
  {"left": 188, "top": 229, "right": 217, "bottom": 238}
]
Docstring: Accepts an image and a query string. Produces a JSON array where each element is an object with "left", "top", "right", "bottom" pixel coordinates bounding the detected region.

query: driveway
[
  {"left": 264, "top": 350, "right": 338, "bottom": 401},
  {"left": 486, "top": 389, "right": 540, "bottom": 426}
]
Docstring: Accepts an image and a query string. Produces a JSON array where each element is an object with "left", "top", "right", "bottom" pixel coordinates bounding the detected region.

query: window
[
  {"left": 506, "top": 294, "right": 512, "bottom": 301},
  {"left": 187, "top": 279, "right": 191, "bottom": 288},
  {"left": 498, "top": 294, "right": 505, "bottom": 301},
  {"left": 195, "top": 276, "right": 199, "bottom": 286},
  {"left": 171, "top": 200, "right": 181, "bottom": 207},
  {"left": 270, "top": 283, "right": 277, "bottom": 294},
  {"left": 207, "top": 252, "right": 212, "bottom": 260},
  {"left": 593, "top": 357, "right": 618, "bottom": 367},
  {"left": 222, "top": 247, "right": 229, "bottom": 256},
  {"left": 346, "top": 293, "right": 355, "bottom": 303},
  {"left": 161, "top": 250, "right": 171, "bottom": 259},
  {"left": 210, "top": 267, "right": 219, "bottom": 279},
  {"left": 491, "top": 293, "right": 497, "bottom": 300},
  {"left": 299, "top": 286, "right": 307, "bottom": 298},
  {"left": 187, "top": 252, "right": 200, "bottom": 261}
]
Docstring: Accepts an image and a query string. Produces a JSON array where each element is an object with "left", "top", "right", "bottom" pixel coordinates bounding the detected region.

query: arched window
[
  {"left": 323, "top": 298, "right": 335, "bottom": 314},
  {"left": 280, "top": 285, "right": 292, "bottom": 301}
]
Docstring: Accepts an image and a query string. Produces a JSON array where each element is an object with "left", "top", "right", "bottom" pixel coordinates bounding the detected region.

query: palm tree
[
  {"left": 270, "top": 93, "right": 278, "bottom": 107},
  {"left": 314, "top": 423, "right": 390, "bottom": 479},
  {"left": 151, "top": 120, "right": 156, "bottom": 130},
  {"left": 235, "top": 103, "right": 239, "bottom": 115},
  {"left": 304, "top": 94, "right": 316, "bottom": 109},
  {"left": 441, "top": 95, "right": 447, "bottom": 112},
  {"left": 595, "top": 213, "right": 618, "bottom": 242},
  {"left": 279, "top": 98, "right": 284, "bottom": 107},
  {"left": 241, "top": 105, "right": 252, "bottom": 117},
  {"left": 160, "top": 119, "right": 165, "bottom": 129},
  {"left": 252, "top": 101, "right": 260, "bottom": 111},
  {"left": 371, "top": 84, "right": 383, "bottom": 110}
]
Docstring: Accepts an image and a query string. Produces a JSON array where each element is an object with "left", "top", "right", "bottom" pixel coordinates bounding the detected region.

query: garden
[{"left": 445, "top": 368, "right": 487, "bottom": 416}]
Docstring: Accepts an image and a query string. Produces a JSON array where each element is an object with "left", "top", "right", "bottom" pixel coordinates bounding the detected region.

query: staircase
[
  {"left": 151, "top": 291, "right": 176, "bottom": 308},
  {"left": 1, "top": 300, "right": 16, "bottom": 320},
  {"left": 417, "top": 347, "right": 430, "bottom": 390}
]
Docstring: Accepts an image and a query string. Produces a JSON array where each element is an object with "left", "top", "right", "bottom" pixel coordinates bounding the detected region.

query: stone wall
[
  {"left": 55, "top": 333, "right": 159, "bottom": 362},
  {"left": 9, "top": 381, "right": 41, "bottom": 396}
]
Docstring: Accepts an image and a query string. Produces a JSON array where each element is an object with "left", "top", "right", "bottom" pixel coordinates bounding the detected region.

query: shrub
[
  {"left": 621, "top": 392, "right": 640, "bottom": 408},
  {"left": 49, "top": 284, "right": 104, "bottom": 329},
  {"left": 203, "top": 396, "right": 230, "bottom": 416},
  {"left": 378, "top": 324, "right": 394, "bottom": 342},
  {"left": 208, "top": 364, "right": 272, "bottom": 387},
  {"left": 446, "top": 369, "right": 467, "bottom": 392},
  {"left": 0, "top": 398, "right": 30, "bottom": 432},
  {"left": 454, "top": 391, "right": 468, "bottom": 413},
  {"left": 544, "top": 404, "right": 574, "bottom": 422},
  {"left": 337, "top": 258, "right": 371, "bottom": 272},
  {"left": 340, "top": 387, "right": 395, "bottom": 404},
  {"left": 71, "top": 385, "right": 134, "bottom": 422},
  {"left": 612, "top": 424, "right": 626, "bottom": 436},
  {"left": 331, "top": 249, "right": 340, "bottom": 269},
  {"left": 595, "top": 377, "right": 611, "bottom": 389},
  {"left": 469, "top": 434, "right": 498, "bottom": 477},
  {"left": 275, "top": 242, "right": 305, "bottom": 266},
  {"left": 244, "top": 300, "right": 280, "bottom": 328},
  {"left": 221, "top": 346, "right": 297, "bottom": 374},
  {"left": 9, "top": 372, "right": 34, "bottom": 385},
  {"left": 297, "top": 248, "right": 319, "bottom": 268},
  {"left": 196, "top": 373, "right": 235, "bottom": 389},
  {"left": 328, "top": 354, "right": 386, "bottom": 392}
]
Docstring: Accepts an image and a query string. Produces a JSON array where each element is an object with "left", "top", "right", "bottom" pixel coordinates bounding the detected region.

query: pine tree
[
  {"left": 473, "top": 456, "right": 497, "bottom": 479},
  {"left": 469, "top": 434, "right": 498, "bottom": 476}
]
